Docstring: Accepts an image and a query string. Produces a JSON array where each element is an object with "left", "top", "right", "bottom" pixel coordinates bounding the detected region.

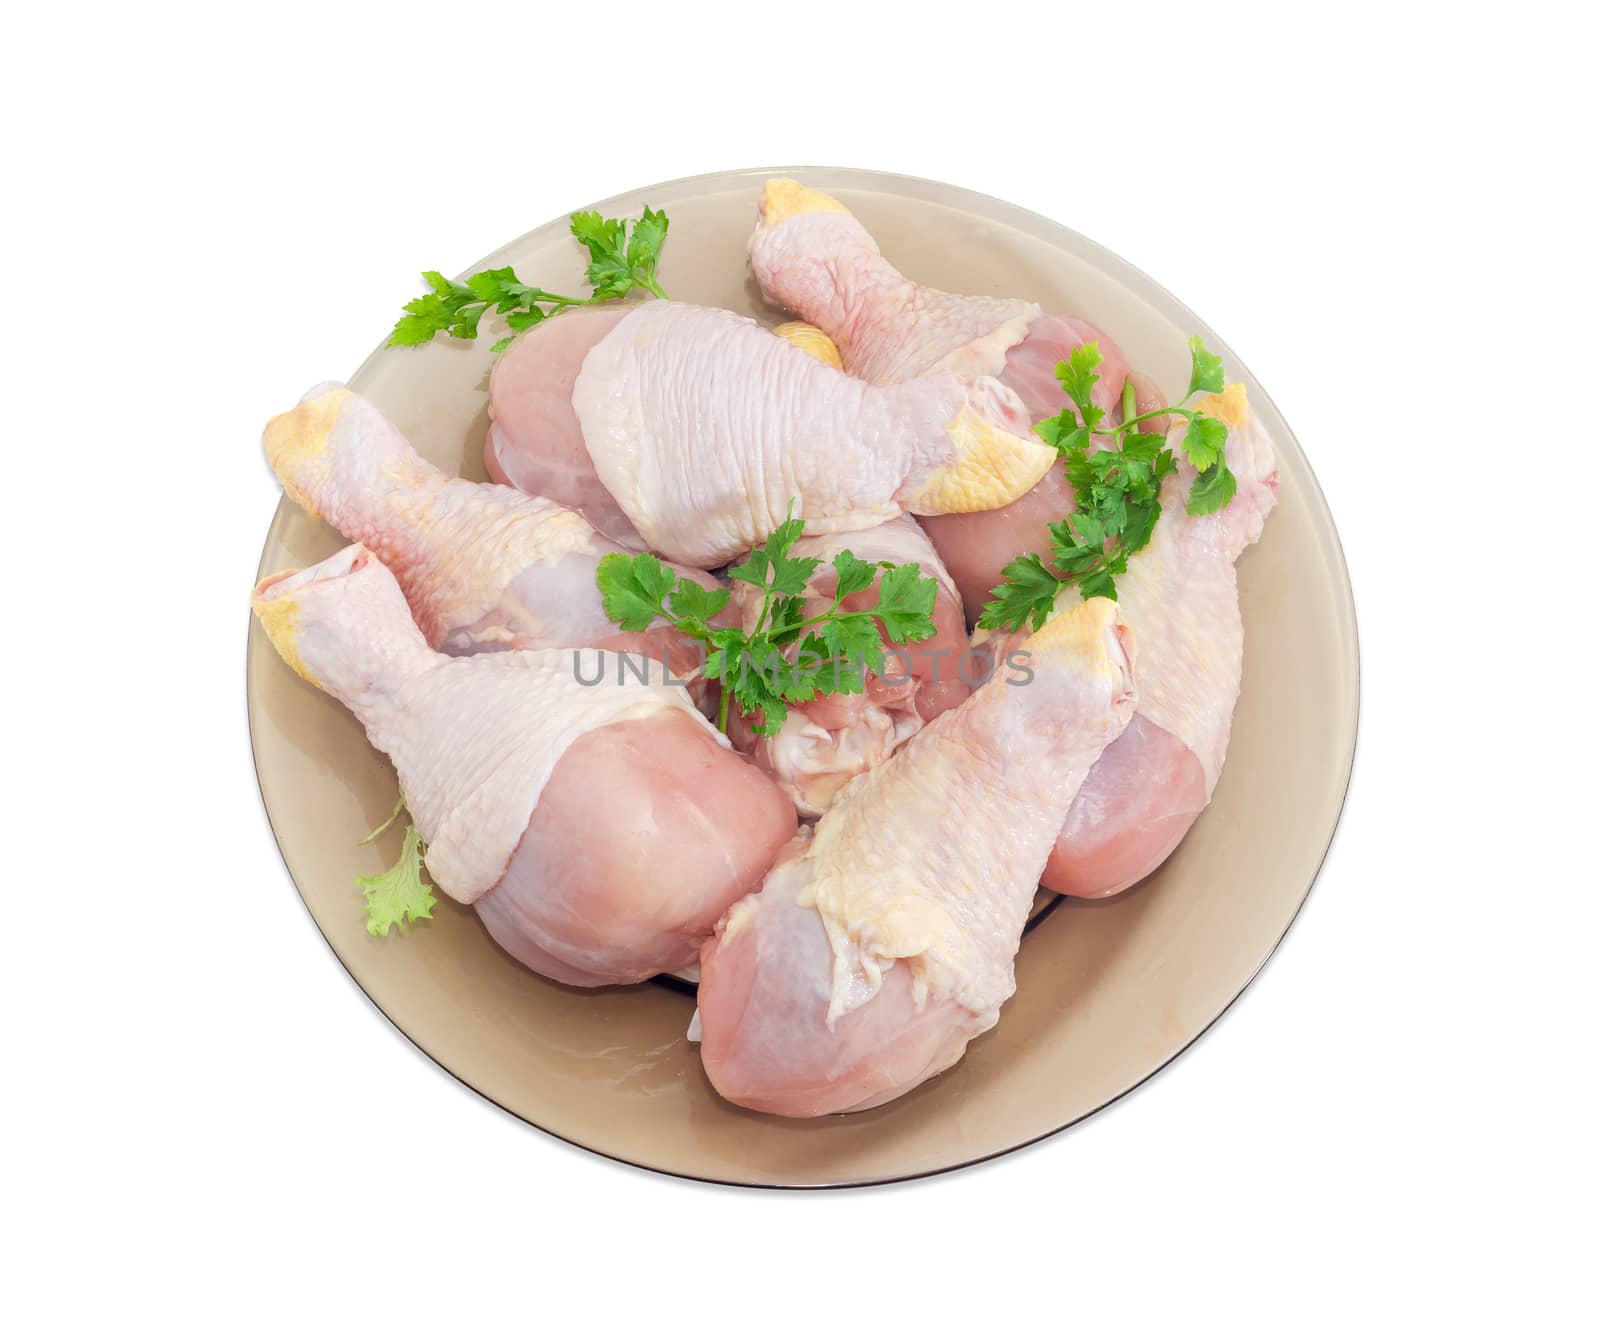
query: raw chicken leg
[
  {"left": 252, "top": 543, "right": 796, "bottom": 986},
  {"left": 989, "top": 386, "right": 1278, "bottom": 896},
  {"left": 696, "top": 598, "right": 1136, "bottom": 1116},
  {"left": 486, "top": 300, "right": 1059, "bottom": 567},
  {"left": 747, "top": 177, "right": 1133, "bottom": 610},
  {"left": 264, "top": 383, "right": 723, "bottom": 679},
  {"left": 728, "top": 516, "right": 972, "bottom": 817}
]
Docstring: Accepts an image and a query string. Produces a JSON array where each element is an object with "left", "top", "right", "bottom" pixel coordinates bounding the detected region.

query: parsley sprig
[
  {"left": 354, "top": 793, "right": 436, "bottom": 937},
  {"left": 388, "top": 207, "right": 670, "bottom": 354},
  {"left": 595, "top": 512, "right": 939, "bottom": 737},
  {"left": 978, "top": 337, "right": 1239, "bottom": 633}
]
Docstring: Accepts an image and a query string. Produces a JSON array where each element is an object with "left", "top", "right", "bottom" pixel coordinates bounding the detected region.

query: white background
[{"left": 4, "top": 2, "right": 1594, "bottom": 1321}]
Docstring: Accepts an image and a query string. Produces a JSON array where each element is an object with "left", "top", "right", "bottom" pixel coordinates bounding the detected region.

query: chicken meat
[
  {"left": 727, "top": 515, "right": 972, "bottom": 817},
  {"left": 484, "top": 300, "right": 1058, "bottom": 567},
  {"left": 252, "top": 543, "right": 796, "bottom": 986},
  {"left": 695, "top": 597, "right": 1136, "bottom": 1116}
]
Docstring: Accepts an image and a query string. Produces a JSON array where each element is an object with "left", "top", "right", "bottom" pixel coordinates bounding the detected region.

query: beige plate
[{"left": 248, "top": 167, "right": 1359, "bottom": 1187}]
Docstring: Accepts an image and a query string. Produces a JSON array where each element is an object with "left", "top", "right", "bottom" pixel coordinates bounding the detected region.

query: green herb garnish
[
  {"left": 978, "top": 336, "right": 1239, "bottom": 632},
  {"left": 354, "top": 793, "right": 436, "bottom": 937},
  {"left": 596, "top": 510, "right": 939, "bottom": 737},
  {"left": 388, "top": 207, "right": 670, "bottom": 354}
]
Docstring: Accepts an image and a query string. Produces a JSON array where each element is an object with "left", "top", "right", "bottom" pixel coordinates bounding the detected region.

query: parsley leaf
[
  {"left": 726, "top": 650, "right": 791, "bottom": 735},
  {"left": 1056, "top": 342, "right": 1103, "bottom": 419},
  {"left": 976, "top": 553, "right": 1064, "bottom": 633},
  {"left": 1187, "top": 334, "right": 1226, "bottom": 396},
  {"left": 730, "top": 515, "right": 820, "bottom": 601},
  {"left": 595, "top": 552, "right": 678, "bottom": 632},
  {"left": 666, "top": 578, "right": 729, "bottom": 630},
  {"left": 1182, "top": 413, "right": 1228, "bottom": 473},
  {"left": 831, "top": 548, "right": 879, "bottom": 600},
  {"left": 389, "top": 207, "right": 671, "bottom": 353},
  {"left": 1035, "top": 415, "right": 1092, "bottom": 457},
  {"left": 1187, "top": 461, "right": 1238, "bottom": 515},
  {"left": 873, "top": 563, "right": 941, "bottom": 642},
  {"left": 817, "top": 612, "right": 885, "bottom": 674},
  {"left": 1036, "top": 341, "right": 1112, "bottom": 454},
  {"left": 358, "top": 822, "right": 435, "bottom": 938},
  {"left": 569, "top": 211, "right": 627, "bottom": 265},
  {"left": 569, "top": 207, "right": 669, "bottom": 301},
  {"left": 624, "top": 205, "right": 669, "bottom": 292}
]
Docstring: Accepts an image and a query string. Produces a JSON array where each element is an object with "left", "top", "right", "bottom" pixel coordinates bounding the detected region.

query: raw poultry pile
[{"left": 252, "top": 180, "right": 1278, "bottom": 1116}]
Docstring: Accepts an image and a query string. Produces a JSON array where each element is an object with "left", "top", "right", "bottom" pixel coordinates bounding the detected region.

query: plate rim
[{"left": 246, "top": 163, "right": 1361, "bottom": 1188}]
